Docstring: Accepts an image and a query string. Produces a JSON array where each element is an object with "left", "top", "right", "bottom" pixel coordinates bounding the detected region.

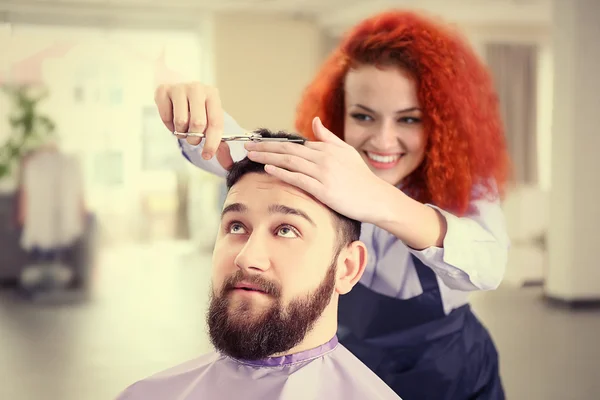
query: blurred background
[{"left": 0, "top": 0, "right": 598, "bottom": 399}]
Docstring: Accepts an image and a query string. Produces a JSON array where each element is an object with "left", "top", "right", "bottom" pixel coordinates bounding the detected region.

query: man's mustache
[{"left": 222, "top": 270, "right": 281, "bottom": 297}]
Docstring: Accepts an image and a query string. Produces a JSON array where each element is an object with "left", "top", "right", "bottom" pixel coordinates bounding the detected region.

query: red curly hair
[{"left": 295, "top": 10, "right": 510, "bottom": 216}]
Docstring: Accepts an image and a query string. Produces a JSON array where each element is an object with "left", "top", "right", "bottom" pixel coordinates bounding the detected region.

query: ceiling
[{"left": 0, "top": 0, "right": 553, "bottom": 35}]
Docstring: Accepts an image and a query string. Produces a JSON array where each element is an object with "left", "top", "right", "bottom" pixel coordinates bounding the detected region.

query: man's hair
[{"left": 225, "top": 128, "right": 361, "bottom": 248}]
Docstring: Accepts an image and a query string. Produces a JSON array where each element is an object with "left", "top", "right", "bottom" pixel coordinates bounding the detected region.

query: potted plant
[{"left": 0, "top": 84, "right": 56, "bottom": 181}]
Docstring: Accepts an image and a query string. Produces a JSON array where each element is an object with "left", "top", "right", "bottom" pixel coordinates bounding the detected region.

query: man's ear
[{"left": 335, "top": 241, "right": 368, "bottom": 295}]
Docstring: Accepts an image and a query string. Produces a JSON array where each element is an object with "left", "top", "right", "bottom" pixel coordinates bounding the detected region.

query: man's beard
[{"left": 207, "top": 261, "right": 337, "bottom": 360}]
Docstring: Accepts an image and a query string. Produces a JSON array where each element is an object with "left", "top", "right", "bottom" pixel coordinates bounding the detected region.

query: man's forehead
[{"left": 225, "top": 173, "right": 327, "bottom": 215}]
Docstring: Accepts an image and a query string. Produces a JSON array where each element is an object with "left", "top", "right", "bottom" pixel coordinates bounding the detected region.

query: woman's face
[{"left": 343, "top": 64, "right": 427, "bottom": 187}]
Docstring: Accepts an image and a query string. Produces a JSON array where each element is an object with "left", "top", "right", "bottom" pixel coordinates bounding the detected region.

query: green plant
[{"left": 0, "top": 84, "right": 56, "bottom": 180}]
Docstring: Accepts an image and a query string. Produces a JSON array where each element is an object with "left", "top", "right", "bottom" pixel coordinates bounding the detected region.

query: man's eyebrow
[
  {"left": 221, "top": 202, "right": 247, "bottom": 219},
  {"left": 268, "top": 204, "right": 315, "bottom": 226},
  {"left": 221, "top": 202, "right": 316, "bottom": 226}
]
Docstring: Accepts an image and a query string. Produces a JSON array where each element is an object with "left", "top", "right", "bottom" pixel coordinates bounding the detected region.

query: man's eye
[
  {"left": 228, "top": 223, "right": 247, "bottom": 234},
  {"left": 277, "top": 225, "right": 299, "bottom": 238}
]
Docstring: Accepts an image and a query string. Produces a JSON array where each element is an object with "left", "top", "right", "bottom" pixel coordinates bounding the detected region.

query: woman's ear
[{"left": 335, "top": 241, "right": 368, "bottom": 295}]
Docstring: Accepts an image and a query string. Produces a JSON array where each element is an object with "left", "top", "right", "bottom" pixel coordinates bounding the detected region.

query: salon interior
[{"left": 0, "top": 0, "right": 598, "bottom": 399}]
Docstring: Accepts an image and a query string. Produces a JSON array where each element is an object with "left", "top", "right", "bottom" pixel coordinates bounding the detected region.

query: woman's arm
[
  {"left": 373, "top": 184, "right": 510, "bottom": 291},
  {"left": 373, "top": 183, "right": 448, "bottom": 250}
]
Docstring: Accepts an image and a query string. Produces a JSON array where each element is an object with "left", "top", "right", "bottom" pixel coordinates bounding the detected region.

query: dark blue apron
[{"left": 338, "top": 255, "right": 504, "bottom": 400}]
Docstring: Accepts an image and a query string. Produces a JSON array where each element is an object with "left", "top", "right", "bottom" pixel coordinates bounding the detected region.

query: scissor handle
[{"left": 173, "top": 131, "right": 205, "bottom": 138}]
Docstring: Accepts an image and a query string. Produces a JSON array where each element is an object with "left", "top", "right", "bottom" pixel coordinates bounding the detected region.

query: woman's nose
[{"left": 371, "top": 120, "right": 401, "bottom": 148}]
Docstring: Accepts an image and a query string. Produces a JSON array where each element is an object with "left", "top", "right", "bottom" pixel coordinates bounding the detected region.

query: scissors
[{"left": 173, "top": 131, "right": 305, "bottom": 143}]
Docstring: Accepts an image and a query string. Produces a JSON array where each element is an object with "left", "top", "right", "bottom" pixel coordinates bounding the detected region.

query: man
[{"left": 117, "top": 130, "right": 401, "bottom": 400}]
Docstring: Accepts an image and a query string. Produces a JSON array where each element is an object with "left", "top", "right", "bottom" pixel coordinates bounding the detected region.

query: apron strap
[{"left": 411, "top": 254, "right": 439, "bottom": 293}]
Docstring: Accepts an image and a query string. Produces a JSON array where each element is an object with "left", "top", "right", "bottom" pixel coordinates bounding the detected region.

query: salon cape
[{"left": 116, "top": 336, "right": 401, "bottom": 400}]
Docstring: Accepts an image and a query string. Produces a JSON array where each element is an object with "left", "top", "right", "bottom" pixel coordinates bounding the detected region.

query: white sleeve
[
  {"left": 409, "top": 195, "right": 510, "bottom": 291},
  {"left": 178, "top": 111, "right": 249, "bottom": 178}
]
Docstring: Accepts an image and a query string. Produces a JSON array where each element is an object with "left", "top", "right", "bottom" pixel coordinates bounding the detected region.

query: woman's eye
[
  {"left": 228, "top": 223, "right": 247, "bottom": 234},
  {"left": 350, "top": 113, "right": 373, "bottom": 122},
  {"left": 277, "top": 225, "right": 299, "bottom": 238},
  {"left": 399, "top": 116, "right": 421, "bottom": 124}
]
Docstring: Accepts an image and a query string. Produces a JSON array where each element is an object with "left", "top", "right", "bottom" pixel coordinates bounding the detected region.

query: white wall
[
  {"left": 536, "top": 44, "right": 554, "bottom": 192},
  {"left": 212, "top": 12, "right": 324, "bottom": 132},
  {"left": 546, "top": 0, "right": 600, "bottom": 300}
]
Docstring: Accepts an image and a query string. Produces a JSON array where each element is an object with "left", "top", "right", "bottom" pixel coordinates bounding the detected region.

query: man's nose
[{"left": 234, "top": 233, "right": 270, "bottom": 272}]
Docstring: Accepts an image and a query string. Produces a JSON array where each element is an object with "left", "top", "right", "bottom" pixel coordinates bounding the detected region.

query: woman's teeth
[{"left": 366, "top": 152, "right": 402, "bottom": 163}]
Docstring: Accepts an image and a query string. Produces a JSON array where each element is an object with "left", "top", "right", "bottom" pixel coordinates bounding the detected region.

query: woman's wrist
[{"left": 370, "top": 183, "right": 447, "bottom": 250}]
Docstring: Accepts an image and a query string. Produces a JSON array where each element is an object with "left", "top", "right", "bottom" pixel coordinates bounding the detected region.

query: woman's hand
[
  {"left": 245, "top": 117, "right": 389, "bottom": 223},
  {"left": 154, "top": 82, "right": 234, "bottom": 169}
]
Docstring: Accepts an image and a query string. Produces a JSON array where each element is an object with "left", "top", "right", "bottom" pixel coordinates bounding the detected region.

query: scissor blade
[
  {"left": 173, "top": 131, "right": 254, "bottom": 139},
  {"left": 255, "top": 137, "right": 305, "bottom": 143},
  {"left": 222, "top": 136, "right": 305, "bottom": 143}
]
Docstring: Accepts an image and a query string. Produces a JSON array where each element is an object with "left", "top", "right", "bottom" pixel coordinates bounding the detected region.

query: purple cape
[{"left": 116, "top": 336, "right": 401, "bottom": 399}]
